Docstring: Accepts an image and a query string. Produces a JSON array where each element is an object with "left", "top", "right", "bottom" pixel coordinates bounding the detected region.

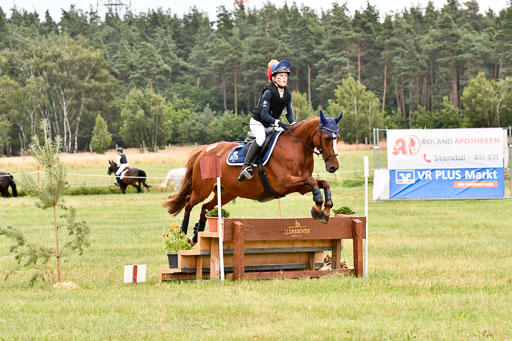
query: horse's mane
[{"left": 294, "top": 116, "right": 319, "bottom": 129}]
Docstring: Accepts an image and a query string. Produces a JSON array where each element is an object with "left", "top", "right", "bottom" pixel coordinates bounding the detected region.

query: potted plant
[
  {"left": 163, "top": 224, "right": 192, "bottom": 268},
  {"left": 205, "top": 207, "right": 230, "bottom": 232},
  {"left": 333, "top": 206, "right": 356, "bottom": 216}
]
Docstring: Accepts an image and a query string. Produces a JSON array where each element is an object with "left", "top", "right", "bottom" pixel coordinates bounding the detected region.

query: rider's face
[{"left": 274, "top": 73, "right": 288, "bottom": 87}]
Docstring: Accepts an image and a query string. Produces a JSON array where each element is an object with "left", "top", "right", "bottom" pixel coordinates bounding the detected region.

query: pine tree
[
  {"left": 0, "top": 114, "right": 11, "bottom": 155},
  {"left": 90, "top": 114, "right": 112, "bottom": 154},
  {"left": 0, "top": 120, "right": 90, "bottom": 285},
  {"left": 328, "top": 75, "right": 382, "bottom": 144}
]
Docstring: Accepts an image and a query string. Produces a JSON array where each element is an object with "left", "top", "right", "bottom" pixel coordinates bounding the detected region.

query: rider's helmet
[
  {"left": 117, "top": 147, "right": 123, "bottom": 153},
  {"left": 267, "top": 59, "right": 279, "bottom": 81},
  {"left": 271, "top": 60, "right": 291, "bottom": 78}
]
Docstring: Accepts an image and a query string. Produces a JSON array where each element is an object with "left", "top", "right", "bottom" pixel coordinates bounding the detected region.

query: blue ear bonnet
[{"left": 319, "top": 110, "right": 343, "bottom": 140}]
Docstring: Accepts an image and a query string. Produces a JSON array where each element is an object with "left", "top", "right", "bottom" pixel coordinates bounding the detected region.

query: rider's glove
[
  {"left": 277, "top": 120, "right": 290, "bottom": 130},
  {"left": 290, "top": 122, "right": 296, "bottom": 128}
]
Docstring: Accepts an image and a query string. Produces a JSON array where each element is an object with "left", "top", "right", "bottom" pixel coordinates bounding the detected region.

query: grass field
[{"left": 1, "top": 146, "right": 511, "bottom": 339}]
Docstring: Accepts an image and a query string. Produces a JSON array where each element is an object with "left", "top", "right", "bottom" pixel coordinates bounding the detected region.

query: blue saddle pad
[{"left": 226, "top": 130, "right": 283, "bottom": 166}]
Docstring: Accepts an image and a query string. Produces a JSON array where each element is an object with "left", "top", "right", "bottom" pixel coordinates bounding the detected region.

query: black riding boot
[
  {"left": 114, "top": 177, "right": 120, "bottom": 187},
  {"left": 238, "top": 143, "right": 262, "bottom": 182}
]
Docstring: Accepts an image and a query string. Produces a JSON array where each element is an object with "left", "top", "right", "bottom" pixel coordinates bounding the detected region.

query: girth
[{"left": 256, "top": 164, "right": 284, "bottom": 202}]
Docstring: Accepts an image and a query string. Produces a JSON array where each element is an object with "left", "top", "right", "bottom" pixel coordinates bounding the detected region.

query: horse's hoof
[
  {"left": 319, "top": 212, "right": 330, "bottom": 224},
  {"left": 311, "top": 207, "right": 320, "bottom": 220},
  {"left": 187, "top": 237, "right": 196, "bottom": 247}
]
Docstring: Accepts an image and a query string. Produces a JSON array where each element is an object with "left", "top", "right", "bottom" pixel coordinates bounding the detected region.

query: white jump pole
[
  {"left": 363, "top": 156, "right": 369, "bottom": 277},
  {"left": 217, "top": 175, "right": 224, "bottom": 281}
]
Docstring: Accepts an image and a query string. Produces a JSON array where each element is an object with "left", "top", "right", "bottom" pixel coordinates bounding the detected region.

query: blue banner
[{"left": 389, "top": 168, "right": 505, "bottom": 199}]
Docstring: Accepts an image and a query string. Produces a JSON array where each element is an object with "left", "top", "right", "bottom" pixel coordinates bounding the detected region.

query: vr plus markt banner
[{"left": 387, "top": 128, "right": 507, "bottom": 199}]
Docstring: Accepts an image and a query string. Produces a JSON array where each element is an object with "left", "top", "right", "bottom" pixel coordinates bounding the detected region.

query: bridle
[
  {"left": 108, "top": 161, "right": 118, "bottom": 175},
  {"left": 288, "top": 125, "right": 339, "bottom": 159}
]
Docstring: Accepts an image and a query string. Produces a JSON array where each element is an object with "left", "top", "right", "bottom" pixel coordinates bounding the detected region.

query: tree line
[{"left": 0, "top": 0, "right": 511, "bottom": 155}]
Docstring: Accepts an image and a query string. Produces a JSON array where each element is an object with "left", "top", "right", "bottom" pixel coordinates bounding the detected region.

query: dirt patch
[{"left": 53, "top": 281, "right": 79, "bottom": 289}]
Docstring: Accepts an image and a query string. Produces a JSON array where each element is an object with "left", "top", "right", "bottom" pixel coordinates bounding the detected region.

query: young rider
[
  {"left": 114, "top": 147, "right": 129, "bottom": 186},
  {"left": 238, "top": 60, "right": 297, "bottom": 182}
]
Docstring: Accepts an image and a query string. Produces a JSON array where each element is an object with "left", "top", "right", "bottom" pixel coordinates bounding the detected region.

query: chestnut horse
[
  {"left": 163, "top": 111, "right": 343, "bottom": 244},
  {"left": 107, "top": 161, "right": 151, "bottom": 194}
]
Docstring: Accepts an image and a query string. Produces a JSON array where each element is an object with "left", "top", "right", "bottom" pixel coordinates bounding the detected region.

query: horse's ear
[
  {"left": 319, "top": 110, "right": 328, "bottom": 126},
  {"left": 335, "top": 112, "right": 343, "bottom": 124}
]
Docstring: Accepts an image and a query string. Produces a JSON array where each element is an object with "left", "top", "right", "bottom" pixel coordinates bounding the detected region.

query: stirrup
[{"left": 241, "top": 166, "right": 254, "bottom": 180}]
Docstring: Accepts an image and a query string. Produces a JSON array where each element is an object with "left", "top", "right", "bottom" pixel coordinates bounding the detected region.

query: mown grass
[{"left": 1, "top": 147, "right": 511, "bottom": 340}]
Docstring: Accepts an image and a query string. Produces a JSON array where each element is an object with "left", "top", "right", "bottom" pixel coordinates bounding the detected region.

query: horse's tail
[
  {"left": 10, "top": 175, "right": 17, "bottom": 197},
  {"left": 138, "top": 170, "right": 151, "bottom": 189},
  {"left": 162, "top": 148, "right": 201, "bottom": 216}
]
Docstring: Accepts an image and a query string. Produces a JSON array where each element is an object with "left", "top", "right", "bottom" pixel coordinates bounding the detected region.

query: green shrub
[
  {"left": 205, "top": 207, "right": 230, "bottom": 218},
  {"left": 333, "top": 206, "right": 355, "bottom": 215}
]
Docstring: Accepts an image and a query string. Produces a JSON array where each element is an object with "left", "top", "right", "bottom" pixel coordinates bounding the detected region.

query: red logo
[{"left": 392, "top": 135, "right": 421, "bottom": 156}]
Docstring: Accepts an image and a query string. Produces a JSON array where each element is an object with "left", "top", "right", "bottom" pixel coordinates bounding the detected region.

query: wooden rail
[{"left": 159, "top": 216, "right": 366, "bottom": 282}]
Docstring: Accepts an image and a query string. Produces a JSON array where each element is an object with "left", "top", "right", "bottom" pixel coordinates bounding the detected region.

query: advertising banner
[{"left": 387, "top": 128, "right": 506, "bottom": 199}]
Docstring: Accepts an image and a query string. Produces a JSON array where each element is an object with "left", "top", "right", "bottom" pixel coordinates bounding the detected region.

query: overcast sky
[{"left": 0, "top": 0, "right": 509, "bottom": 21}]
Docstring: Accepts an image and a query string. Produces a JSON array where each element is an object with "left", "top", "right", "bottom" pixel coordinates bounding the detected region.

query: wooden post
[
  {"left": 352, "top": 219, "right": 364, "bottom": 277},
  {"left": 233, "top": 221, "right": 245, "bottom": 280},
  {"left": 331, "top": 239, "right": 342, "bottom": 270},
  {"left": 210, "top": 238, "right": 220, "bottom": 280},
  {"left": 196, "top": 255, "right": 203, "bottom": 280}
]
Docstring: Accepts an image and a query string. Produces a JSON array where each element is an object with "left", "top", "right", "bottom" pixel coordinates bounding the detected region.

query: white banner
[{"left": 387, "top": 128, "right": 506, "bottom": 170}]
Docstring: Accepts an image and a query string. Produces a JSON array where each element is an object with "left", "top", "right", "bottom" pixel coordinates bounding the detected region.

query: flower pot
[
  {"left": 167, "top": 253, "right": 178, "bottom": 268},
  {"left": 207, "top": 217, "right": 223, "bottom": 232}
]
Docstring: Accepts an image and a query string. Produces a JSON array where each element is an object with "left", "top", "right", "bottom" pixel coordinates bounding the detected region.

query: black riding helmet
[
  {"left": 272, "top": 60, "right": 291, "bottom": 77},
  {"left": 117, "top": 147, "right": 123, "bottom": 152}
]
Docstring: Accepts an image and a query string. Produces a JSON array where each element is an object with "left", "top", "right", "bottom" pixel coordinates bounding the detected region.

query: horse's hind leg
[
  {"left": 135, "top": 181, "right": 142, "bottom": 193},
  {"left": 191, "top": 189, "right": 237, "bottom": 245},
  {"left": 180, "top": 179, "right": 216, "bottom": 242}
]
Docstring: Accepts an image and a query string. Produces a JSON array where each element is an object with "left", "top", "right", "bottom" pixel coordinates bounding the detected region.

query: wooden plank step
[
  {"left": 242, "top": 268, "right": 355, "bottom": 280},
  {"left": 159, "top": 268, "right": 354, "bottom": 281},
  {"left": 179, "top": 246, "right": 333, "bottom": 257},
  {"left": 176, "top": 262, "right": 325, "bottom": 274}
]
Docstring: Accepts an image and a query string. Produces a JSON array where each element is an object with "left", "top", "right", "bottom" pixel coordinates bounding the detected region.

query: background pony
[
  {"left": 107, "top": 161, "right": 151, "bottom": 194},
  {"left": 0, "top": 172, "right": 18, "bottom": 198}
]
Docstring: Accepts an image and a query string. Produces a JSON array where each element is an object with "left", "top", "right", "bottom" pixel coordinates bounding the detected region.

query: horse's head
[
  {"left": 107, "top": 160, "right": 117, "bottom": 175},
  {"left": 316, "top": 110, "right": 343, "bottom": 173}
]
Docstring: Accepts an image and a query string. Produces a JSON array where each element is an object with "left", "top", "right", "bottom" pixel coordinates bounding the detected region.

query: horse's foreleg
[
  {"left": 317, "top": 179, "right": 333, "bottom": 224},
  {"left": 135, "top": 181, "right": 142, "bottom": 193},
  {"left": 285, "top": 176, "right": 324, "bottom": 222},
  {"left": 120, "top": 183, "right": 127, "bottom": 194}
]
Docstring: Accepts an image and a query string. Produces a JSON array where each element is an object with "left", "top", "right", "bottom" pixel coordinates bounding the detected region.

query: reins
[
  {"left": 288, "top": 128, "right": 338, "bottom": 159},
  {"left": 289, "top": 130, "right": 320, "bottom": 156}
]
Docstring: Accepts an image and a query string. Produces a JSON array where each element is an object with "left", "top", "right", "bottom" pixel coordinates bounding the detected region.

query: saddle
[
  {"left": 227, "top": 128, "right": 285, "bottom": 202},
  {"left": 226, "top": 128, "right": 283, "bottom": 166},
  {"left": 120, "top": 168, "right": 130, "bottom": 179}
]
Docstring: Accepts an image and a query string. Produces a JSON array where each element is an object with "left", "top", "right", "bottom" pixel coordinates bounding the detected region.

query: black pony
[
  {"left": 0, "top": 172, "right": 18, "bottom": 198},
  {"left": 107, "top": 161, "right": 151, "bottom": 194}
]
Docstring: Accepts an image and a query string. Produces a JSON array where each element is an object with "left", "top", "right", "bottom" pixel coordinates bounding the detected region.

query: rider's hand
[
  {"left": 278, "top": 121, "right": 290, "bottom": 130},
  {"left": 290, "top": 122, "right": 296, "bottom": 129}
]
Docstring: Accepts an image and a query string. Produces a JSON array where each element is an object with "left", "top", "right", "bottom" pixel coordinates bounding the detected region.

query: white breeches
[
  {"left": 116, "top": 164, "right": 129, "bottom": 178},
  {"left": 250, "top": 118, "right": 266, "bottom": 147}
]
